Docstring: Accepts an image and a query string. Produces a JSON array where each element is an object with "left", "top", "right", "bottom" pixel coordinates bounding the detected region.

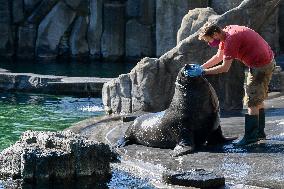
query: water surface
[{"left": 0, "top": 92, "right": 104, "bottom": 151}]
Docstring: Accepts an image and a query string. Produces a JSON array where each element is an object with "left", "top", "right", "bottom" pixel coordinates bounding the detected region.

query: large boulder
[
  {"left": 87, "top": 0, "right": 103, "bottom": 58},
  {"left": 35, "top": 1, "right": 77, "bottom": 58},
  {"left": 0, "top": 131, "right": 114, "bottom": 183},
  {"left": 102, "top": 0, "right": 280, "bottom": 114},
  {"left": 155, "top": 0, "right": 208, "bottom": 56},
  {"left": 177, "top": 7, "right": 218, "bottom": 43},
  {"left": 103, "top": 57, "right": 172, "bottom": 114},
  {"left": 101, "top": 2, "right": 126, "bottom": 61}
]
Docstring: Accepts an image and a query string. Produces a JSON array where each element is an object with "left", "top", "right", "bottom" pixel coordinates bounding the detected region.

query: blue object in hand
[{"left": 184, "top": 64, "right": 205, "bottom": 77}]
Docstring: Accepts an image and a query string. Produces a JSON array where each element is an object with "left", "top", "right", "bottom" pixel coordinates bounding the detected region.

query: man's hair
[{"left": 198, "top": 23, "right": 222, "bottom": 40}]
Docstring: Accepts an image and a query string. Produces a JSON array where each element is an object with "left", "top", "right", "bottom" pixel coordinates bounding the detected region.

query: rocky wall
[
  {"left": 0, "top": 0, "right": 208, "bottom": 61},
  {"left": 1, "top": 0, "right": 282, "bottom": 60}
]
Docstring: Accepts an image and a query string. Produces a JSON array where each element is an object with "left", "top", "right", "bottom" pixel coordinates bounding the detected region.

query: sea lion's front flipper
[
  {"left": 115, "top": 137, "right": 133, "bottom": 148},
  {"left": 207, "top": 125, "right": 237, "bottom": 146},
  {"left": 171, "top": 144, "right": 195, "bottom": 157},
  {"left": 171, "top": 128, "right": 195, "bottom": 157}
]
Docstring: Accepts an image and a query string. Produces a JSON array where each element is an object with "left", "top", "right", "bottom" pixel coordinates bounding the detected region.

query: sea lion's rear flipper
[{"left": 207, "top": 125, "right": 237, "bottom": 146}]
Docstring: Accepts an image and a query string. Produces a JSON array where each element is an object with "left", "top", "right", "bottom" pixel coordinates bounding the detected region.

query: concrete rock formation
[
  {"left": 177, "top": 7, "right": 218, "bottom": 43},
  {"left": 0, "top": 131, "right": 114, "bottom": 183},
  {"left": 0, "top": 0, "right": 282, "bottom": 60},
  {"left": 102, "top": 0, "right": 281, "bottom": 114}
]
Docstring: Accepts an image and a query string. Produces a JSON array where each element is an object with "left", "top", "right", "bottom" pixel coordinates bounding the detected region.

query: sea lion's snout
[{"left": 180, "top": 64, "right": 191, "bottom": 77}]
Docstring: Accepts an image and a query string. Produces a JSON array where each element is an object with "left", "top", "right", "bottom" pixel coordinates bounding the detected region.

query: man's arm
[
  {"left": 201, "top": 49, "right": 224, "bottom": 69},
  {"left": 203, "top": 58, "right": 233, "bottom": 75}
]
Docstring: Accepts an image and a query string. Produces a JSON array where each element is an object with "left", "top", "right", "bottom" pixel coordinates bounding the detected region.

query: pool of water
[
  {"left": 0, "top": 92, "right": 105, "bottom": 151},
  {"left": 0, "top": 59, "right": 136, "bottom": 78},
  {"left": 0, "top": 92, "right": 156, "bottom": 189}
]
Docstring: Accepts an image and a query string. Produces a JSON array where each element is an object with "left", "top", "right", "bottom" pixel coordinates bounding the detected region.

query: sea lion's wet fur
[{"left": 119, "top": 65, "right": 231, "bottom": 150}]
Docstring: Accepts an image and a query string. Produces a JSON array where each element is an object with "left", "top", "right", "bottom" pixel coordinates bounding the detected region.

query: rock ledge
[{"left": 0, "top": 130, "right": 115, "bottom": 184}]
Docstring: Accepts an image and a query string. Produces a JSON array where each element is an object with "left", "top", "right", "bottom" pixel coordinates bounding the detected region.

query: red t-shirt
[{"left": 218, "top": 25, "right": 274, "bottom": 68}]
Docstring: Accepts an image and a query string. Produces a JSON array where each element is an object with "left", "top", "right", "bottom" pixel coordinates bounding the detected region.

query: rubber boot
[
  {"left": 258, "top": 108, "right": 266, "bottom": 140},
  {"left": 235, "top": 114, "right": 259, "bottom": 146}
]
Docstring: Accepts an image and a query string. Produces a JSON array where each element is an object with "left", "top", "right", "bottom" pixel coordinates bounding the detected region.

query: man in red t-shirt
[{"left": 198, "top": 24, "right": 275, "bottom": 146}]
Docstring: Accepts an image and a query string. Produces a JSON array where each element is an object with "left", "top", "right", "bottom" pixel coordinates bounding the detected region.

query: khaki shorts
[{"left": 244, "top": 59, "right": 276, "bottom": 107}]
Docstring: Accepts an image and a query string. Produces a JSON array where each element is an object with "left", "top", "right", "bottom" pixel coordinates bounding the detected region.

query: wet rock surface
[
  {"left": 69, "top": 94, "right": 284, "bottom": 188},
  {"left": 0, "top": 130, "right": 114, "bottom": 184}
]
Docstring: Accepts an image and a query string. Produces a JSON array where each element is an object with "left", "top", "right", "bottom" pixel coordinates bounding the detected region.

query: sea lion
[{"left": 117, "top": 64, "right": 236, "bottom": 156}]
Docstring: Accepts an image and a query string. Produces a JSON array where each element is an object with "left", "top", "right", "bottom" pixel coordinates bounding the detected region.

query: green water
[{"left": 0, "top": 92, "right": 104, "bottom": 151}]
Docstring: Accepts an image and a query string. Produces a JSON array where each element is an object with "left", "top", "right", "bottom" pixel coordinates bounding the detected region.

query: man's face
[
  {"left": 202, "top": 35, "right": 214, "bottom": 43},
  {"left": 202, "top": 32, "right": 220, "bottom": 43}
]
